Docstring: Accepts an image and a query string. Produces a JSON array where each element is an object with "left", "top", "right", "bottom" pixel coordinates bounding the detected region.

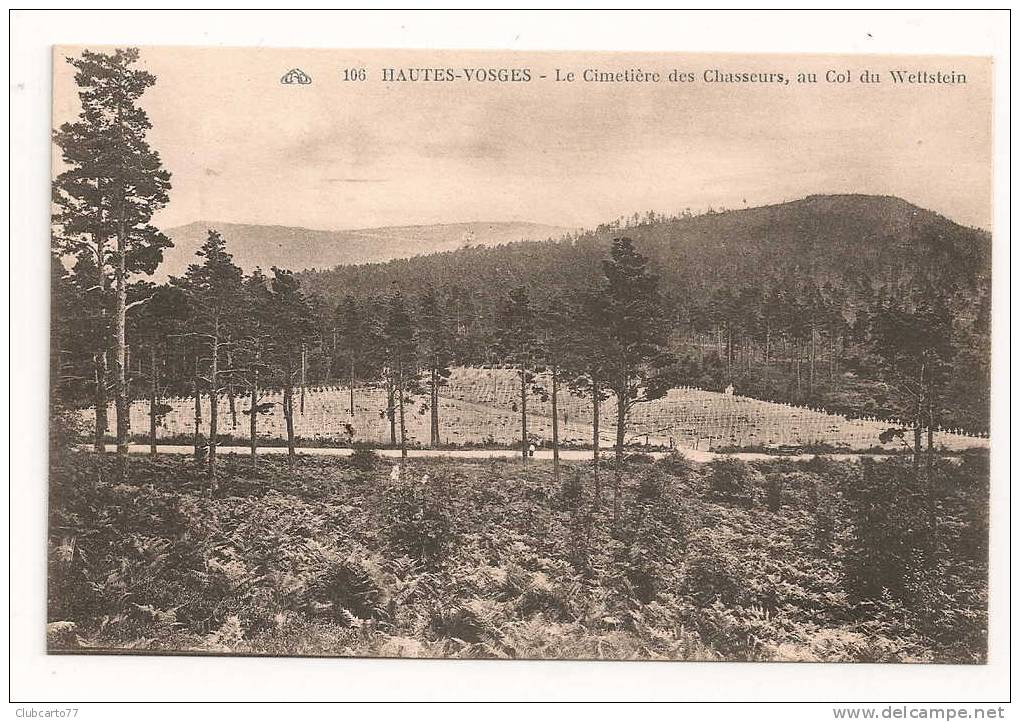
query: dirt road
[{"left": 101, "top": 444, "right": 899, "bottom": 464}]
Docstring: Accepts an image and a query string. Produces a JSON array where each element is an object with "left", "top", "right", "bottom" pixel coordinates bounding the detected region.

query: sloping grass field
[{"left": 80, "top": 367, "right": 988, "bottom": 452}]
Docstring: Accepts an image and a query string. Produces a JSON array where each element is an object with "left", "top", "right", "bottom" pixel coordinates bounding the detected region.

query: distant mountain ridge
[
  {"left": 158, "top": 220, "right": 576, "bottom": 279},
  {"left": 298, "top": 194, "right": 992, "bottom": 304}
]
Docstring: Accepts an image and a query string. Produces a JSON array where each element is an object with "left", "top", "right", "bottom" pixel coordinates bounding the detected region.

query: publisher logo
[{"left": 280, "top": 68, "right": 312, "bottom": 85}]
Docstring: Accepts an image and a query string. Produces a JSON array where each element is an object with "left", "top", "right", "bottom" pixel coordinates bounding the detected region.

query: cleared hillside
[{"left": 82, "top": 368, "right": 987, "bottom": 452}]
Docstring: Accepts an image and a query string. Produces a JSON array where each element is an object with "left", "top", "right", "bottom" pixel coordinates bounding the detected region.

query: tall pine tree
[
  {"left": 266, "top": 268, "right": 317, "bottom": 468},
  {"left": 235, "top": 269, "right": 274, "bottom": 472},
  {"left": 172, "top": 230, "right": 244, "bottom": 475},
  {"left": 600, "top": 238, "right": 674, "bottom": 524},
  {"left": 52, "top": 48, "right": 172, "bottom": 463},
  {"left": 383, "top": 293, "right": 417, "bottom": 465},
  {"left": 417, "top": 286, "right": 455, "bottom": 448},
  {"left": 496, "top": 286, "right": 537, "bottom": 463}
]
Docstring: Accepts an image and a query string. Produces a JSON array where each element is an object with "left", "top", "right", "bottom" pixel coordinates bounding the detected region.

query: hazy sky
[{"left": 52, "top": 47, "right": 993, "bottom": 231}]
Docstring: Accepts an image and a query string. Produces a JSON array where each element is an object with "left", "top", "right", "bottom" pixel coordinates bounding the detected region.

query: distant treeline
[{"left": 298, "top": 194, "right": 991, "bottom": 433}]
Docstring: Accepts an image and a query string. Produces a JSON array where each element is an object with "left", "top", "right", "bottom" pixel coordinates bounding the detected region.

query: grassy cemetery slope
[
  {"left": 82, "top": 367, "right": 988, "bottom": 452},
  {"left": 48, "top": 450, "right": 989, "bottom": 662}
]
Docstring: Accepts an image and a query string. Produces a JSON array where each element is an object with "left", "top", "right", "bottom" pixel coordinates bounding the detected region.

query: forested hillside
[
  {"left": 298, "top": 195, "right": 992, "bottom": 432},
  {"left": 158, "top": 220, "right": 574, "bottom": 280},
  {"left": 300, "top": 195, "right": 990, "bottom": 302}
]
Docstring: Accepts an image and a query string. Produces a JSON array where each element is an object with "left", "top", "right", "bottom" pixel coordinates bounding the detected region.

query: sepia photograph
[
  {"left": 10, "top": 8, "right": 1009, "bottom": 709},
  {"left": 45, "top": 44, "right": 996, "bottom": 665}
]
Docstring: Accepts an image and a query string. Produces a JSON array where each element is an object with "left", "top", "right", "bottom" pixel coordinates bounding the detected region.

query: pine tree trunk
[
  {"left": 349, "top": 358, "right": 355, "bottom": 417},
  {"left": 592, "top": 377, "right": 601, "bottom": 500},
  {"left": 520, "top": 363, "right": 528, "bottom": 463},
  {"left": 430, "top": 363, "right": 440, "bottom": 447},
  {"left": 300, "top": 343, "right": 306, "bottom": 415},
  {"left": 93, "top": 352, "right": 108, "bottom": 453},
  {"left": 809, "top": 327, "right": 816, "bottom": 394},
  {"left": 114, "top": 226, "right": 129, "bottom": 463},
  {"left": 193, "top": 357, "right": 202, "bottom": 460},
  {"left": 551, "top": 363, "right": 560, "bottom": 485},
  {"left": 397, "top": 354, "right": 407, "bottom": 465},
  {"left": 249, "top": 368, "right": 258, "bottom": 473},
  {"left": 92, "top": 242, "right": 109, "bottom": 454},
  {"left": 614, "top": 378, "right": 627, "bottom": 526},
  {"left": 125, "top": 344, "right": 132, "bottom": 412},
  {"left": 228, "top": 386, "right": 237, "bottom": 428},
  {"left": 387, "top": 375, "right": 396, "bottom": 446},
  {"left": 913, "top": 420, "right": 924, "bottom": 471},
  {"left": 726, "top": 326, "right": 733, "bottom": 378},
  {"left": 914, "top": 362, "right": 925, "bottom": 477},
  {"left": 284, "top": 377, "right": 295, "bottom": 469},
  {"left": 926, "top": 418, "right": 936, "bottom": 528},
  {"left": 208, "top": 329, "right": 219, "bottom": 475},
  {"left": 926, "top": 390, "right": 937, "bottom": 540},
  {"left": 828, "top": 331, "right": 835, "bottom": 382},
  {"left": 227, "top": 350, "right": 237, "bottom": 428},
  {"left": 149, "top": 347, "right": 157, "bottom": 458}
]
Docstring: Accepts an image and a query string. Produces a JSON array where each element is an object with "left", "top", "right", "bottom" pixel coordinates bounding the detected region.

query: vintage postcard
[{"left": 48, "top": 45, "right": 993, "bottom": 665}]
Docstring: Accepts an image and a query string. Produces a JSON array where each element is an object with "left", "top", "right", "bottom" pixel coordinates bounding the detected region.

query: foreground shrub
[
  {"left": 679, "top": 534, "right": 747, "bottom": 609},
  {"left": 305, "top": 549, "right": 391, "bottom": 624},
  {"left": 382, "top": 475, "right": 455, "bottom": 568},
  {"left": 614, "top": 469, "right": 692, "bottom": 603},
  {"left": 559, "top": 467, "right": 587, "bottom": 509},
  {"left": 348, "top": 442, "right": 379, "bottom": 472},
  {"left": 655, "top": 451, "right": 698, "bottom": 481},
  {"left": 428, "top": 596, "right": 503, "bottom": 648},
  {"left": 622, "top": 452, "right": 656, "bottom": 467},
  {"left": 47, "top": 452, "right": 988, "bottom": 663},
  {"left": 779, "top": 470, "right": 824, "bottom": 510},
  {"left": 765, "top": 473, "right": 783, "bottom": 512},
  {"left": 705, "top": 457, "right": 763, "bottom": 506},
  {"left": 839, "top": 458, "right": 930, "bottom": 602}
]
